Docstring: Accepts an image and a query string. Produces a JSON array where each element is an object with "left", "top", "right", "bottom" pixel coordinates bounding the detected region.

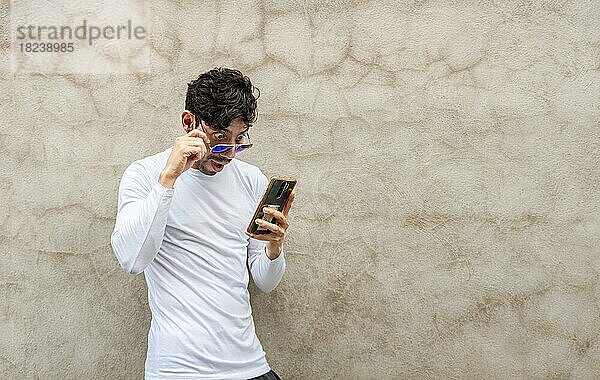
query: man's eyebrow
[
  {"left": 219, "top": 127, "right": 250, "bottom": 135},
  {"left": 216, "top": 127, "right": 250, "bottom": 136}
]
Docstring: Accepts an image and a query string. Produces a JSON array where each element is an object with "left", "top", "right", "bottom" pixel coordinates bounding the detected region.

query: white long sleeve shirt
[{"left": 110, "top": 147, "right": 286, "bottom": 380}]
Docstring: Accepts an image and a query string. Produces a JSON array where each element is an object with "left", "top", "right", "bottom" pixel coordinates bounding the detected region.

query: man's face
[{"left": 194, "top": 117, "right": 250, "bottom": 175}]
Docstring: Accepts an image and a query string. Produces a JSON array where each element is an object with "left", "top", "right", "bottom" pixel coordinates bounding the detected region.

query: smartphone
[{"left": 247, "top": 176, "right": 297, "bottom": 235}]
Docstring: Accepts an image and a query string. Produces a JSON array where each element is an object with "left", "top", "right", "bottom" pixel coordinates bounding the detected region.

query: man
[{"left": 110, "top": 67, "right": 294, "bottom": 380}]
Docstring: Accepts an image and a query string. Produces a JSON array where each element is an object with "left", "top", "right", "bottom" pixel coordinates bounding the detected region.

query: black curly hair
[{"left": 185, "top": 67, "right": 259, "bottom": 130}]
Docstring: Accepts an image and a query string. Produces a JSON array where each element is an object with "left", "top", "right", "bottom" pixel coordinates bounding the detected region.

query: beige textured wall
[{"left": 2, "top": 0, "right": 599, "bottom": 378}]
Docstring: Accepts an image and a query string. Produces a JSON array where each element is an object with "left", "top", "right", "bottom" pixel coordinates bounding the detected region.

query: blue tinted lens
[
  {"left": 235, "top": 144, "right": 252, "bottom": 153},
  {"left": 212, "top": 145, "right": 232, "bottom": 153}
]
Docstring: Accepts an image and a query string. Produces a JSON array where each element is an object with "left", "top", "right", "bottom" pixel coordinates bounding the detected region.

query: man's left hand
[{"left": 245, "top": 190, "right": 296, "bottom": 260}]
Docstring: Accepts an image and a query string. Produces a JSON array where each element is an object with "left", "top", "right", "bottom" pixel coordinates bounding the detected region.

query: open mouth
[{"left": 210, "top": 159, "right": 228, "bottom": 172}]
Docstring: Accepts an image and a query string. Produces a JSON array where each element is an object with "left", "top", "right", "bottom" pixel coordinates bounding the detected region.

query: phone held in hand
[{"left": 247, "top": 176, "right": 297, "bottom": 235}]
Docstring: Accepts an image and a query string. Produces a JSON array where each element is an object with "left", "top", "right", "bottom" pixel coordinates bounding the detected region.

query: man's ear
[{"left": 181, "top": 110, "right": 196, "bottom": 132}]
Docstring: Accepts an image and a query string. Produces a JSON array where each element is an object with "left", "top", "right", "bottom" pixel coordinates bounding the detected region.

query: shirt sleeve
[
  {"left": 247, "top": 172, "right": 286, "bottom": 293},
  {"left": 110, "top": 161, "right": 174, "bottom": 275}
]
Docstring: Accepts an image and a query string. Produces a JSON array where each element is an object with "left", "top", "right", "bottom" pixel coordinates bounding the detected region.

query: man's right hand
[{"left": 159, "top": 129, "right": 210, "bottom": 188}]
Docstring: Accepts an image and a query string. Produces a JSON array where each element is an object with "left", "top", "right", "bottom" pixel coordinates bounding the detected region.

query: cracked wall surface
[{"left": 1, "top": 0, "right": 599, "bottom": 378}]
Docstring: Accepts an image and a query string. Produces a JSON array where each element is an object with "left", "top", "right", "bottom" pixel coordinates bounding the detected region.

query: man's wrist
[
  {"left": 265, "top": 243, "right": 283, "bottom": 260},
  {"left": 159, "top": 171, "right": 177, "bottom": 189}
]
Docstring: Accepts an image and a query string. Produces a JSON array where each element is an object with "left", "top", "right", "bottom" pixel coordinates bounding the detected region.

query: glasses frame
[{"left": 198, "top": 120, "right": 253, "bottom": 154}]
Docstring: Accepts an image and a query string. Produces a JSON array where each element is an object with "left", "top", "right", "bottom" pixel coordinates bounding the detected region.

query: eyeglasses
[
  {"left": 210, "top": 142, "right": 253, "bottom": 154},
  {"left": 199, "top": 121, "right": 253, "bottom": 154}
]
